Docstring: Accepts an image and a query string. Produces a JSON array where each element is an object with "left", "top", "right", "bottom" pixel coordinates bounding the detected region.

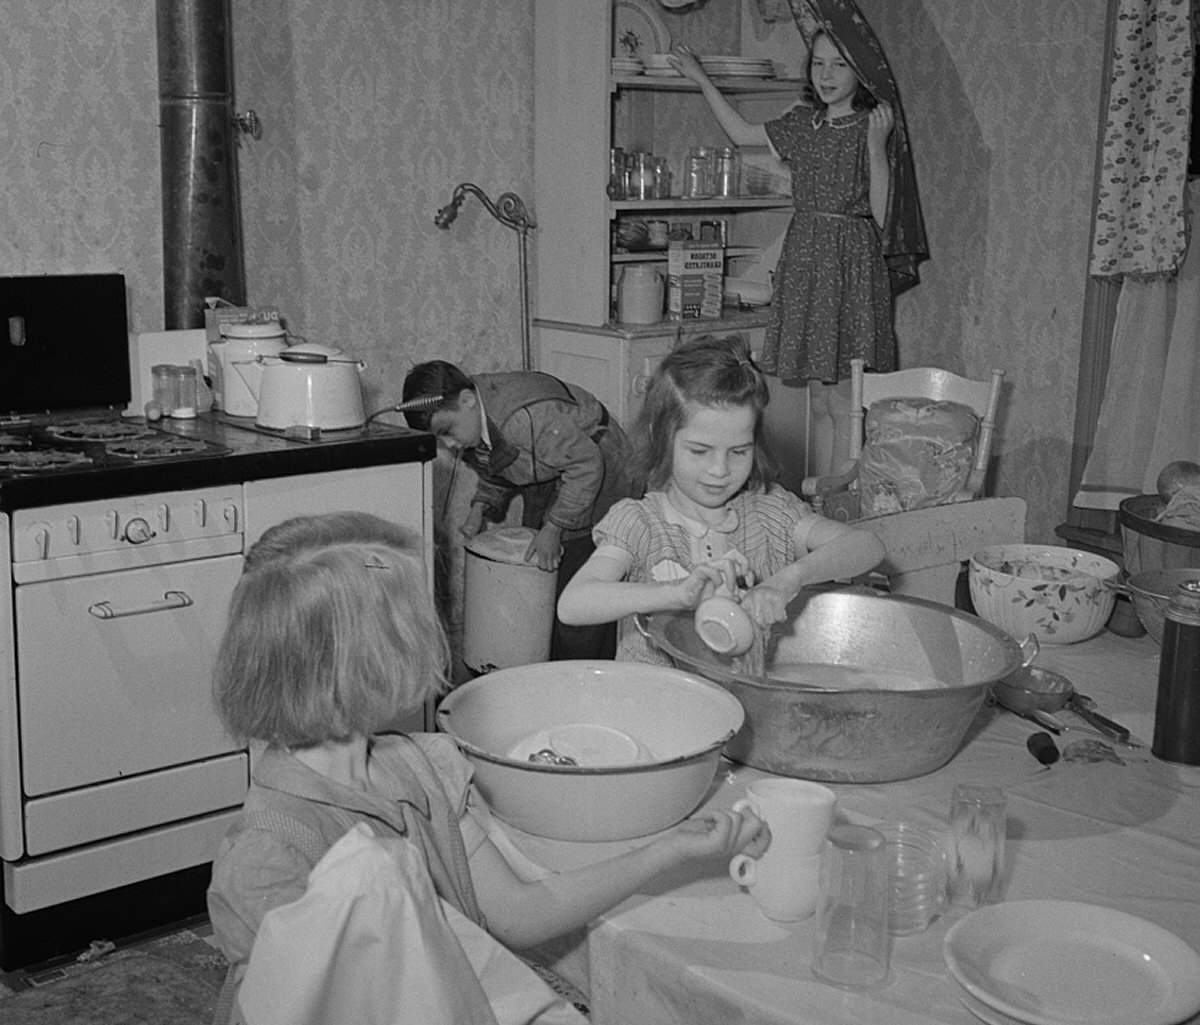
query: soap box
[{"left": 667, "top": 241, "right": 724, "bottom": 321}]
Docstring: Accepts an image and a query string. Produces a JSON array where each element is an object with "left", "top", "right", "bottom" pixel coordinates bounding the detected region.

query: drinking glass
[
  {"left": 812, "top": 825, "right": 890, "bottom": 989},
  {"left": 949, "top": 784, "right": 1007, "bottom": 906},
  {"left": 877, "top": 821, "right": 949, "bottom": 935}
]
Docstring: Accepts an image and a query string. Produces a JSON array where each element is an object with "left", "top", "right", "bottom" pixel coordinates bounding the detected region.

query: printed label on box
[{"left": 667, "top": 241, "right": 724, "bottom": 320}]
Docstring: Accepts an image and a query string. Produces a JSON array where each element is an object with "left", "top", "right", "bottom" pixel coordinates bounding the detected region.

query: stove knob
[{"left": 124, "top": 517, "right": 155, "bottom": 545}]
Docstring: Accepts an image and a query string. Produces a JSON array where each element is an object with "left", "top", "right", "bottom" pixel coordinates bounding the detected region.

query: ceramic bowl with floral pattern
[{"left": 969, "top": 544, "right": 1121, "bottom": 645}]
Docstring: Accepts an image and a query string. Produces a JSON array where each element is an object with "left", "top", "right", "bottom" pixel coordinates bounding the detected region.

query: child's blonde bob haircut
[{"left": 213, "top": 512, "right": 448, "bottom": 747}]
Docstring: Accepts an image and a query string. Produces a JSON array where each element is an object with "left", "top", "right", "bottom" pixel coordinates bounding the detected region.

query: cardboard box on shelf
[
  {"left": 667, "top": 241, "right": 725, "bottom": 321},
  {"left": 203, "top": 301, "right": 282, "bottom": 344}
]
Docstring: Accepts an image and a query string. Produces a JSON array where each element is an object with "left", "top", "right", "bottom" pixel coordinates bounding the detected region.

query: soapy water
[{"left": 730, "top": 652, "right": 948, "bottom": 692}]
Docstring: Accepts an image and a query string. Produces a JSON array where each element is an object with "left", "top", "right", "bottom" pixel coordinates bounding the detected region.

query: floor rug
[{"left": 0, "top": 925, "right": 226, "bottom": 1025}]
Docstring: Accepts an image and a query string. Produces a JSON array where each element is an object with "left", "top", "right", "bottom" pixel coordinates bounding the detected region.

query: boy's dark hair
[{"left": 401, "top": 360, "right": 475, "bottom": 430}]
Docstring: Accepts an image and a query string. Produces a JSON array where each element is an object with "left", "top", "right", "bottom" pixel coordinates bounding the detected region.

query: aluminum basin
[{"left": 644, "top": 589, "right": 1025, "bottom": 783}]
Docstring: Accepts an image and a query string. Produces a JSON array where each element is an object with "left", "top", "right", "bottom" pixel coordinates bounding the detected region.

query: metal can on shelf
[{"left": 699, "top": 219, "right": 727, "bottom": 245}]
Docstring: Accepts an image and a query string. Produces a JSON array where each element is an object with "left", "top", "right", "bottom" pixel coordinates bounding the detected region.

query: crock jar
[{"left": 617, "top": 264, "right": 665, "bottom": 325}]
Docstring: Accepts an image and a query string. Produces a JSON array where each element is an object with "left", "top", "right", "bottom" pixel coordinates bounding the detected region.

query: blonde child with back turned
[
  {"left": 558, "top": 336, "right": 884, "bottom": 663},
  {"left": 207, "top": 511, "right": 768, "bottom": 1023}
]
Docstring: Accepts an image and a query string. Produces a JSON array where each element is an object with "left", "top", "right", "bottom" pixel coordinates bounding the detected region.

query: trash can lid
[{"left": 464, "top": 526, "right": 539, "bottom": 566}]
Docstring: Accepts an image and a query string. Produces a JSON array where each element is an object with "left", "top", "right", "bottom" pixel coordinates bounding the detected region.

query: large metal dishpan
[{"left": 644, "top": 589, "right": 1026, "bottom": 783}]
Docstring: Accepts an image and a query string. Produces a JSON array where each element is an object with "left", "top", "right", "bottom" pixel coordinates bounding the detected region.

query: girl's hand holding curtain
[{"left": 866, "top": 101, "right": 894, "bottom": 155}]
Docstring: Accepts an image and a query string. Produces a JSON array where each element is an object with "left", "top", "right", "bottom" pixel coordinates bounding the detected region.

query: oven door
[{"left": 15, "top": 554, "right": 243, "bottom": 796}]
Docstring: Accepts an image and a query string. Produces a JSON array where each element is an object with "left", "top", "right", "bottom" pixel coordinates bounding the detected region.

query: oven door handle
[{"left": 87, "top": 590, "right": 195, "bottom": 620}]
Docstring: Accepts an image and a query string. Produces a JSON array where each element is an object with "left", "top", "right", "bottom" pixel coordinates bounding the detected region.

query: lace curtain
[{"left": 1074, "top": 0, "right": 1195, "bottom": 511}]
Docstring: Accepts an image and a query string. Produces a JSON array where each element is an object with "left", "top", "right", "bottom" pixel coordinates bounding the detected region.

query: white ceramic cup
[
  {"left": 728, "top": 778, "right": 837, "bottom": 921},
  {"left": 695, "top": 594, "right": 755, "bottom": 656}
]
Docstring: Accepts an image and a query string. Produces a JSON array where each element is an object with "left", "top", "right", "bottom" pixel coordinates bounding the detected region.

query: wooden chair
[
  {"left": 800, "top": 359, "right": 1011, "bottom": 606},
  {"left": 802, "top": 359, "right": 1006, "bottom": 522}
]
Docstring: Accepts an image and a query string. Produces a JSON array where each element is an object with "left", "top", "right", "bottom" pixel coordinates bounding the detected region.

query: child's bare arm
[
  {"left": 469, "top": 808, "right": 768, "bottom": 948},
  {"left": 557, "top": 551, "right": 737, "bottom": 625},
  {"left": 667, "top": 45, "right": 769, "bottom": 149},
  {"left": 742, "top": 517, "right": 884, "bottom": 625}
]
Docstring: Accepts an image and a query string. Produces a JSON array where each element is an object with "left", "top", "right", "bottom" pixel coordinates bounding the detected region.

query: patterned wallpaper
[
  {"left": 0, "top": 1, "right": 162, "bottom": 330},
  {"left": 857, "top": 0, "right": 1109, "bottom": 545},
  {"left": 1, "top": 0, "right": 1110, "bottom": 584}
]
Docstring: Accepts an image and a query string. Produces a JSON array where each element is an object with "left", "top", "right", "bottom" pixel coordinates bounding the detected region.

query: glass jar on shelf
[
  {"left": 715, "top": 147, "right": 740, "bottom": 197},
  {"left": 608, "top": 147, "right": 626, "bottom": 199},
  {"left": 683, "top": 146, "right": 715, "bottom": 198}
]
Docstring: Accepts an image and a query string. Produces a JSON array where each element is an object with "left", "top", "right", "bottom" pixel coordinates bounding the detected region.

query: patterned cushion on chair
[{"left": 858, "top": 398, "right": 978, "bottom": 518}]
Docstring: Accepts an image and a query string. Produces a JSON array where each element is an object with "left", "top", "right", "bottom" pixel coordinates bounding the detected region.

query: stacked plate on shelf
[
  {"left": 641, "top": 53, "right": 680, "bottom": 78},
  {"left": 943, "top": 901, "right": 1200, "bottom": 1025},
  {"left": 699, "top": 55, "right": 775, "bottom": 79}
]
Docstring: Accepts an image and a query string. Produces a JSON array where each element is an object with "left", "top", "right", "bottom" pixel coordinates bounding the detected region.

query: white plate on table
[
  {"left": 613, "top": 0, "right": 670, "bottom": 59},
  {"left": 944, "top": 900, "right": 1200, "bottom": 1025},
  {"left": 951, "top": 978, "right": 1030, "bottom": 1025}
]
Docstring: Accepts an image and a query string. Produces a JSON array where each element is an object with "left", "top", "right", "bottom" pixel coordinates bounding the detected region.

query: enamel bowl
[{"left": 435, "top": 661, "right": 744, "bottom": 841}]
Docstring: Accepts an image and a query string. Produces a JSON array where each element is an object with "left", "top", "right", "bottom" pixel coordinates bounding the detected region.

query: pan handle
[{"left": 1068, "top": 695, "right": 1131, "bottom": 743}]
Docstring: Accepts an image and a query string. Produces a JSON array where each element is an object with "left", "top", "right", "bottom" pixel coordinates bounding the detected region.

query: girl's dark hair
[
  {"left": 802, "top": 31, "right": 877, "bottom": 113},
  {"left": 630, "top": 334, "right": 775, "bottom": 492},
  {"left": 401, "top": 360, "right": 474, "bottom": 430}
]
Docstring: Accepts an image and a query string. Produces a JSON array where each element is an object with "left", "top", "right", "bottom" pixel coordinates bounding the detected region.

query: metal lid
[
  {"left": 220, "top": 322, "right": 285, "bottom": 339},
  {"left": 464, "top": 526, "right": 539, "bottom": 566},
  {"left": 1166, "top": 579, "right": 1200, "bottom": 625}
]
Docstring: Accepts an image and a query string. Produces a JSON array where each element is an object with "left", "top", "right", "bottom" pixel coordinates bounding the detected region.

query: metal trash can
[{"left": 462, "top": 526, "right": 556, "bottom": 674}]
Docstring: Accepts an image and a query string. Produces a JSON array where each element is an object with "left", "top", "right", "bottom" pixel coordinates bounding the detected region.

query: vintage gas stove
[{"left": 0, "top": 274, "right": 435, "bottom": 968}]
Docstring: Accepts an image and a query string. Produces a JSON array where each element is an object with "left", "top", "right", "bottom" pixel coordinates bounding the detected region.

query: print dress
[{"left": 760, "top": 105, "right": 895, "bottom": 386}]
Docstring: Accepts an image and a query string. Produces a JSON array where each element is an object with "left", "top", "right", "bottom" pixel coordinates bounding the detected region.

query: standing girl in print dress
[
  {"left": 668, "top": 23, "right": 923, "bottom": 478},
  {"left": 557, "top": 335, "right": 884, "bottom": 664}
]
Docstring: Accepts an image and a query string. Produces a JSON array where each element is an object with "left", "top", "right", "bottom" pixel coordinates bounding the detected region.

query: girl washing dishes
[{"left": 558, "top": 335, "right": 884, "bottom": 664}]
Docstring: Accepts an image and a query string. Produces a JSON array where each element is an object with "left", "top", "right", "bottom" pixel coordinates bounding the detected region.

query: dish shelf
[
  {"left": 610, "top": 197, "right": 791, "bottom": 213},
  {"left": 611, "top": 75, "right": 805, "bottom": 95},
  {"left": 613, "top": 245, "right": 762, "bottom": 263}
]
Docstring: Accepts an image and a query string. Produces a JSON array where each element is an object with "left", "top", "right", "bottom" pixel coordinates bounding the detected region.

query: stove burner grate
[
  {"left": 0, "top": 449, "right": 94, "bottom": 474},
  {"left": 45, "top": 420, "right": 154, "bottom": 443},
  {"left": 104, "top": 436, "right": 212, "bottom": 460}
]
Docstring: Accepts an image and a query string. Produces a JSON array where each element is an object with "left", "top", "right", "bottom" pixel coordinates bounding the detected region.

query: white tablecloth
[{"left": 511, "top": 633, "right": 1200, "bottom": 1025}]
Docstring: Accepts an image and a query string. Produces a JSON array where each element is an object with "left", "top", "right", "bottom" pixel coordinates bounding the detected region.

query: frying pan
[{"left": 992, "top": 666, "right": 1132, "bottom": 743}]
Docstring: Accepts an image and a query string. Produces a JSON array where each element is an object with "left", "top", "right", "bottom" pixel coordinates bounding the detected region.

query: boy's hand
[
  {"left": 526, "top": 522, "right": 563, "bottom": 571},
  {"left": 460, "top": 504, "right": 486, "bottom": 539}
]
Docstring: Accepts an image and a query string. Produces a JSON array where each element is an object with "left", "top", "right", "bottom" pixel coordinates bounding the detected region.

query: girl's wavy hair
[
  {"left": 630, "top": 333, "right": 776, "bottom": 492},
  {"left": 802, "top": 30, "right": 878, "bottom": 113},
  {"left": 213, "top": 513, "right": 448, "bottom": 747}
]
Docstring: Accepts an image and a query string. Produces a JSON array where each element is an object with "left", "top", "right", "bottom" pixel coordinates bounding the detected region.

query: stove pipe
[{"left": 156, "top": 0, "right": 247, "bottom": 329}]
